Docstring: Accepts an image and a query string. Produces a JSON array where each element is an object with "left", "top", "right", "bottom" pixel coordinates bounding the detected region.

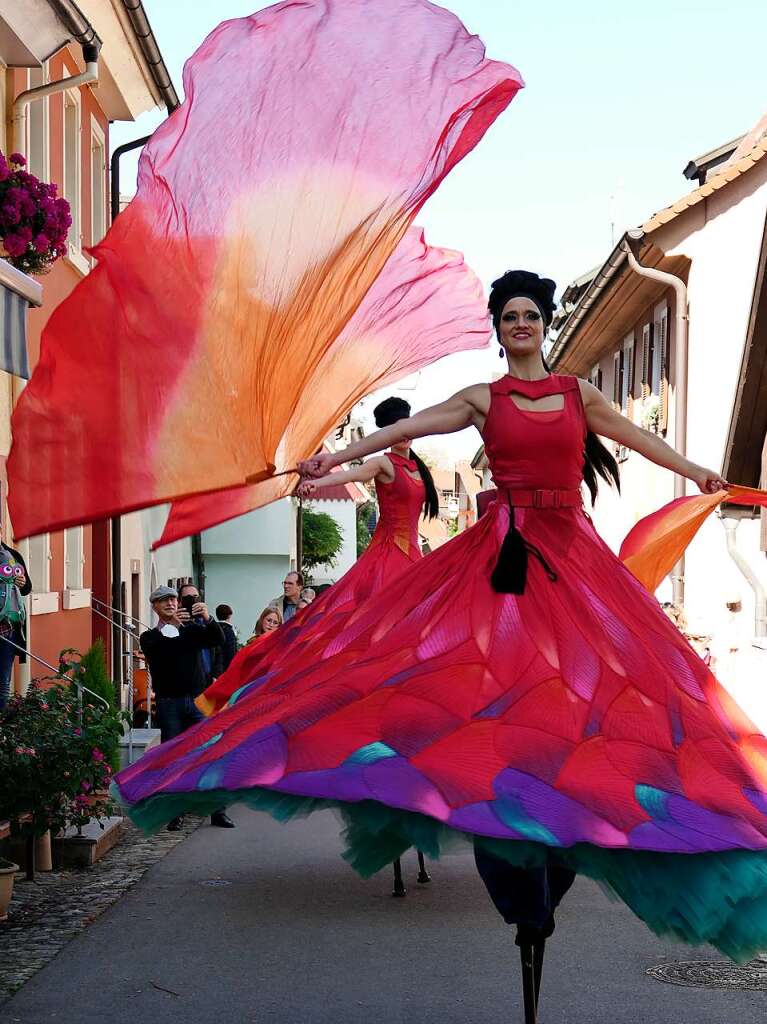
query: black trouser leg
[
  {"left": 392, "top": 857, "right": 406, "bottom": 897},
  {"left": 416, "top": 850, "right": 431, "bottom": 884}
]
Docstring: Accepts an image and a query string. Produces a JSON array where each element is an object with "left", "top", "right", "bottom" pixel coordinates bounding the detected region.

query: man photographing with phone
[{"left": 140, "top": 585, "right": 235, "bottom": 831}]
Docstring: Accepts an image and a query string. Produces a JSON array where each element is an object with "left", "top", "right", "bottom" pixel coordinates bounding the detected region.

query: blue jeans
[
  {"left": 156, "top": 695, "right": 205, "bottom": 743},
  {"left": 0, "top": 635, "right": 17, "bottom": 712}
]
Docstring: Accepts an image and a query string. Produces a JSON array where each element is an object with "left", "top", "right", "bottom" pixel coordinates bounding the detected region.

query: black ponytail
[{"left": 410, "top": 450, "right": 439, "bottom": 520}]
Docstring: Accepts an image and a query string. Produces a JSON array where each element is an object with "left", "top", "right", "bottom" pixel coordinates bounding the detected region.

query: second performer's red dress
[{"left": 197, "top": 452, "right": 425, "bottom": 715}]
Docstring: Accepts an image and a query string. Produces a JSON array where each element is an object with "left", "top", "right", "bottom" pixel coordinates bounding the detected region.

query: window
[
  {"left": 612, "top": 350, "right": 624, "bottom": 410},
  {"left": 28, "top": 534, "right": 50, "bottom": 592},
  {"left": 589, "top": 364, "right": 603, "bottom": 392},
  {"left": 63, "top": 89, "right": 81, "bottom": 254},
  {"left": 654, "top": 302, "right": 670, "bottom": 432},
  {"left": 622, "top": 334, "right": 635, "bottom": 417},
  {"left": 90, "top": 118, "right": 106, "bottom": 250},
  {"left": 27, "top": 64, "right": 49, "bottom": 180},
  {"left": 64, "top": 526, "right": 84, "bottom": 590},
  {"left": 641, "top": 323, "right": 653, "bottom": 399}
]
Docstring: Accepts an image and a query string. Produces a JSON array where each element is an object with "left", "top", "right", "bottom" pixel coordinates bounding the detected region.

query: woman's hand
[
  {"left": 297, "top": 452, "right": 336, "bottom": 478},
  {"left": 689, "top": 466, "right": 728, "bottom": 494},
  {"left": 296, "top": 480, "right": 318, "bottom": 498}
]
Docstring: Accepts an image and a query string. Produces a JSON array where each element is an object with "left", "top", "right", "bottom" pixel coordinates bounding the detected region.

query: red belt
[{"left": 497, "top": 487, "right": 582, "bottom": 509}]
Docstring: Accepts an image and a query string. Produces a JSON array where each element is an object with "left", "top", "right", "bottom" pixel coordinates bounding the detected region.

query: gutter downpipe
[
  {"left": 722, "top": 518, "right": 767, "bottom": 638},
  {"left": 622, "top": 233, "right": 689, "bottom": 609},
  {"left": 12, "top": 41, "right": 101, "bottom": 154}
]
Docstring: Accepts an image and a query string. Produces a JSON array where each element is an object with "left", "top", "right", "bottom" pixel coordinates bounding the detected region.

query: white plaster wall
[
  {"left": 202, "top": 499, "right": 296, "bottom": 559},
  {"left": 132, "top": 506, "right": 194, "bottom": 628},
  {"left": 204, "top": 553, "right": 289, "bottom": 640},
  {"left": 308, "top": 498, "right": 357, "bottom": 585}
]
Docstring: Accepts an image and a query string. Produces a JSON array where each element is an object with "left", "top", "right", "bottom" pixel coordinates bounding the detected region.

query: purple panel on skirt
[
  {"left": 273, "top": 764, "right": 370, "bottom": 802},
  {"left": 217, "top": 724, "right": 288, "bottom": 788},
  {"left": 627, "top": 820, "right": 700, "bottom": 853},
  {"left": 494, "top": 768, "right": 627, "bottom": 848},
  {"left": 363, "top": 756, "right": 451, "bottom": 821},
  {"left": 745, "top": 788, "right": 767, "bottom": 817},
  {"left": 449, "top": 800, "right": 529, "bottom": 840},
  {"left": 665, "top": 793, "right": 766, "bottom": 848}
]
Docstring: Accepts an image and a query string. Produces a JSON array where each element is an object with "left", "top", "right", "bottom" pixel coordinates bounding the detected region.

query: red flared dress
[
  {"left": 116, "top": 374, "right": 767, "bottom": 960},
  {"left": 197, "top": 452, "right": 425, "bottom": 715}
]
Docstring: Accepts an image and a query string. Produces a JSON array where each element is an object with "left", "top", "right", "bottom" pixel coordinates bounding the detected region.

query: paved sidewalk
[{"left": 1, "top": 806, "right": 766, "bottom": 1023}]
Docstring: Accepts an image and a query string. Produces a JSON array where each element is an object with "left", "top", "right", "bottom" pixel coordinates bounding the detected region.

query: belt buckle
[{"left": 533, "top": 489, "right": 559, "bottom": 509}]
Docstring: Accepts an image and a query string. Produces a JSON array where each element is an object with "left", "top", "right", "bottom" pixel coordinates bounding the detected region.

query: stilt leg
[
  {"left": 533, "top": 939, "right": 546, "bottom": 1010},
  {"left": 416, "top": 850, "right": 431, "bottom": 884},
  {"left": 392, "top": 857, "right": 406, "bottom": 897},
  {"left": 519, "top": 941, "right": 537, "bottom": 1024}
]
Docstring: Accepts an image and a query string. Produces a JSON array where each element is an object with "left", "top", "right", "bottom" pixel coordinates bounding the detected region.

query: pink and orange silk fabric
[{"left": 7, "top": 0, "right": 521, "bottom": 539}]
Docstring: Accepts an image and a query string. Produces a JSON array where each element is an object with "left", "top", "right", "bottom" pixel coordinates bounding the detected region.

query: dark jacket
[
  {"left": 211, "top": 621, "right": 238, "bottom": 677},
  {"left": 140, "top": 618, "right": 224, "bottom": 698},
  {"left": 0, "top": 543, "right": 32, "bottom": 663}
]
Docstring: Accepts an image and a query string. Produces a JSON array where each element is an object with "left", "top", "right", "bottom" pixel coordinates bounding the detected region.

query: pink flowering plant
[
  {"left": 0, "top": 671, "right": 128, "bottom": 838},
  {"left": 0, "top": 150, "right": 71, "bottom": 275}
]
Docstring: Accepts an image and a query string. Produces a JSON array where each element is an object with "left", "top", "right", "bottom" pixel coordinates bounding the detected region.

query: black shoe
[
  {"left": 210, "top": 810, "right": 235, "bottom": 828},
  {"left": 166, "top": 815, "right": 184, "bottom": 832}
]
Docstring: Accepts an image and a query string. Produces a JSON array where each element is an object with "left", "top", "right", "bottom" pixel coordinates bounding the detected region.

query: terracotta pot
[
  {"left": 0, "top": 860, "right": 19, "bottom": 922},
  {"left": 34, "top": 831, "right": 53, "bottom": 872}
]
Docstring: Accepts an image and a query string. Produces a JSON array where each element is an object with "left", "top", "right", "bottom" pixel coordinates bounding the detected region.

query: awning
[{"left": 0, "top": 258, "right": 42, "bottom": 379}]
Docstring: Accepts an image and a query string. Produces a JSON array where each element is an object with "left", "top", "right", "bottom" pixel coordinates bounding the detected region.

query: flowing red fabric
[
  {"left": 7, "top": 0, "right": 522, "bottom": 539},
  {"left": 619, "top": 485, "right": 767, "bottom": 592},
  {"left": 155, "top": 227, "right": 491, "bottom": 547}
]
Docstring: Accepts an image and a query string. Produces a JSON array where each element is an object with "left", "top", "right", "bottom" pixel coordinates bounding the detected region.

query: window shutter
[
  {"left": 626, "top": 341, "right": 635, "bottom": 419},
  {"left": 658, "top": 309, "right": 669, "bottom": 432},
  {"left": 613, "top": 351, "right": 621, "bottom": 409},
  {"left": 641, "top": 325, "right": 650, "bottom": 399},
  {"left": 596, "top": 368, "right": 603, "bottom": 394}
]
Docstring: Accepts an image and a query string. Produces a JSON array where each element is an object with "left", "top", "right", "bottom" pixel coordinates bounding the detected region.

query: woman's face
[
  {"left": 262, "top": 612, "right": 280, "bottom": 633},
  {"left": 498, "top": 297, "right": 545, "bottom": 358}
]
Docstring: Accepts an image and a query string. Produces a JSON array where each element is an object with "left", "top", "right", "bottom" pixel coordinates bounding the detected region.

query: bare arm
[
  {"left": 579, "top": 380, "right": 727, "bottom": 493},
  {"left": 296, "top": 457, "right": 391, "bottom": 498},
  {"left": 299, "top": 386, "right": 488, "bottom": 477}
]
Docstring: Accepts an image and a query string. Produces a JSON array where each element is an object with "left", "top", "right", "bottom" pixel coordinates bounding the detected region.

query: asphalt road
[{"left": 2, "top": 806, "right": 765, "bottom": 1023}]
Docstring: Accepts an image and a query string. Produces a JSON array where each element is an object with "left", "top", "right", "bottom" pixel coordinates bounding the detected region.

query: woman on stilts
[
  {"left": 115, "top": 270, "right": 767, "bottom": 1022},
  {"left": 196, "top": 396, "right": 439, "bottom": 893}
]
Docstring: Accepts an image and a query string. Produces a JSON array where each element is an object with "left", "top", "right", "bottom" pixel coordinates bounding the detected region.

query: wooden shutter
[
  {"left": 625, "top": 340, "right": 635, "bottom": 419},
  {"left": 613, "top": 351, "right": 621, "bottom": 409},
  {"left": 658, "top": 308, "right": 669, "bottom": 432},
  {"left": 641, "top": 324, "right": 651, "bottom": 399},
  {"left": 596, "top": 368, "right": 603, "bottom": 394}
]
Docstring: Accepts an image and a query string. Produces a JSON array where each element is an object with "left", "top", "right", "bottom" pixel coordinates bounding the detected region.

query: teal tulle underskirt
[{"left": 113, "top": 782, "right": 767, "bottom": 963}]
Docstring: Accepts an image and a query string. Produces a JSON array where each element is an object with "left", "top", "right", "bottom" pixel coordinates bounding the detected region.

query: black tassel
[{"left": 491, "top": 504, "right": 558, "bottom": 595}]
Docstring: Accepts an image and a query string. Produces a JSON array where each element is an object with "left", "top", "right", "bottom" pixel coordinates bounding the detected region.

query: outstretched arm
[
  {"left": 579, "top": 381, "right": 727, "bottom": 493},
  {"left": 299, "top": 386, "right": 486, "bottom": 477},
  {"left": 296, "top": 457, "right": 391, "bottom": 498}
]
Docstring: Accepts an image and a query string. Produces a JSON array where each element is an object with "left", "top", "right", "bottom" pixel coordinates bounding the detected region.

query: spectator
[
  {"left": 270, "top": 571, "right": 304, "bottom": 623},
  {"left": 212, "top": 603, "right": 238, "bottom": 676},
  {"left": 300, "top": 587, "right": 316, "bottom": 604},
  {"left": 140, "top": 585, "right": 234, "bottom": 831},
  {"left": 178, "top": 582, "right": 220, "bottom": 687},
  {"left": 246, "top": 606, "right": 282, "bottom": 645},
  {"left": 0, "top": 541, "right": 31, "bottom": 711}
]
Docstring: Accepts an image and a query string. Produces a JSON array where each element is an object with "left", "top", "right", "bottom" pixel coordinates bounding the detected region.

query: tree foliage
[
  {"left": 356, "top": 500, "right": 375, "bottom": 557},
  {"left": 302, "top": 507, "right": 344, "bottom": 573}
]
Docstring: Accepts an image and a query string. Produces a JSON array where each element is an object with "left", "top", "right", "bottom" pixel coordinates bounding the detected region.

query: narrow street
[{"left": 1, "top": 806, "right": 765, "bottom": 1024}]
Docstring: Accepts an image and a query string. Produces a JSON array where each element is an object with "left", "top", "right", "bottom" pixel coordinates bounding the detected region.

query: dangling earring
[{"left": 498, "top": 345, "right": 505, "bottom": 359}]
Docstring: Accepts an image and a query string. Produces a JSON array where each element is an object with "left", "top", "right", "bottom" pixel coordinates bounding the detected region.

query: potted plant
[
  {"left": 0, "top": 857, "right": 19, "bottom": 921},
  {"left": 0, "top": 151, "right": 71, "bottom": 275},
  {"left": 640, "top": 394, "right": 661, "bottom": 433},
  {"left": 0, "top": 679, "right": 128, "bottom": 875}
]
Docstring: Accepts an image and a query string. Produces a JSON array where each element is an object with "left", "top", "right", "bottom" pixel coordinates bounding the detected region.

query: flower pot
[
  {"left": 34, "top": 831, "right": 53, "bottom": 872},
  {"left": 0, "top": 859, "right": 19, "bottom": 922}
]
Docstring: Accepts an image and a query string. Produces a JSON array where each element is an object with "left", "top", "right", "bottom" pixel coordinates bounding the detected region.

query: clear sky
[{"left": 112, "top": 0, "right": 767, "bottom": 461}]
